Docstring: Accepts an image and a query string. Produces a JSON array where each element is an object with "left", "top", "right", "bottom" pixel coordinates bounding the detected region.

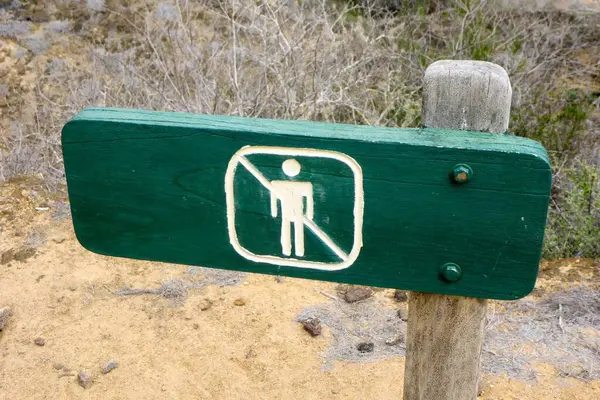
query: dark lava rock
[
  {"left": 343, "top": 286, "right": 373, "bottom": 303},
  {"left": 393, "top": 290, "right": 408, "bottom": 302},
  {"left": 78, "top": 371, "right": 92, "bottom": 389},
  {"left": 101, "top": 360, "right": 118, "bottom": 374},
  {"left": 300, "top": 317, "right": 322, "bottom": 337},
  {"left": 357, "top": 342, "right": 374, "bottom": 353}
]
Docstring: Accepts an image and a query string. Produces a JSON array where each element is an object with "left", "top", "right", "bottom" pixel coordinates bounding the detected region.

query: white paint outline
[{"left": 225, "top": 146, "right": 364, "bottom": 271}]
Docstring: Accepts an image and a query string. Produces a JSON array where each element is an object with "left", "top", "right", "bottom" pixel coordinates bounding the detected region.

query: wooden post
[{"left": 403, "top": 60, "right": 512, "bottom": 400}]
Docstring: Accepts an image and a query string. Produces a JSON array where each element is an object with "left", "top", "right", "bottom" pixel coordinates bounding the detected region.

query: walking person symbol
[{"left": 270, "top": 159, "right": 314, "bottom": 257}]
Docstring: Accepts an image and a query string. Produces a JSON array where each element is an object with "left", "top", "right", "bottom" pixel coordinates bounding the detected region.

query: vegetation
[{"left": 0, "top": 0, "right": 598, "bottom": 258}]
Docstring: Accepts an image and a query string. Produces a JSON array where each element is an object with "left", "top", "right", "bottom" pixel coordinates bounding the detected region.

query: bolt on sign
[{"left": 62, "top": 108, "right": 552, "bottom": 300}]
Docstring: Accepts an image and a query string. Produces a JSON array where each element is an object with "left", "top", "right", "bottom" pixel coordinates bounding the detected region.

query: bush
[
  {"left": 1, "top": 0, "right": 598, "bottom": 257},
  {"left": 545, "top": 160, "right": 600, "bottom": 258}
]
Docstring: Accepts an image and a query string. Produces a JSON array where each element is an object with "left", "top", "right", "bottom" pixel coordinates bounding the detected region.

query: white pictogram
[
  {"left": 225, "top": 146, "right": 363, "bottom": 271},
  {"left": 270, "top": 159, "right": 313, "bottom": 257}
]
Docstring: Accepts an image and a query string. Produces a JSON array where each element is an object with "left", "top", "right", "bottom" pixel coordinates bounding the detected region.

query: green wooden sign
[{"left": 62, "top": 108, "right": 551, "bottom": 300}]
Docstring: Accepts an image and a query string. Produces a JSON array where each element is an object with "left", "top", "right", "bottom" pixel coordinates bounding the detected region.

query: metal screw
[
  {"left": 452, "top": 164, "right": 473, "bottom": 184},
  {"left": 440, "top": 263, "right": 462, "bottom": 282}
]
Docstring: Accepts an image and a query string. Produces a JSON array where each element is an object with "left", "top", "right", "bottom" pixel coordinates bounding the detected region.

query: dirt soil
[{"left": 1, "top": 181, "right": 599, "bottom": 399}]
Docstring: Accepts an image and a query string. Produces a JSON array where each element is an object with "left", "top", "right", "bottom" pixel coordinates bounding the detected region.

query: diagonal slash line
[
  {"left": 302, "top": 218, "right": 348, "bottom": 261},
  {"left": 237, "top": 155, "right": 349, "bottom": 261},
  {"left": 238, "top": 156, "right": 273, "bottom": 191}
]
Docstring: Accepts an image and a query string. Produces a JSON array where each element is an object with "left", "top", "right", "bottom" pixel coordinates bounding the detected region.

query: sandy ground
[{"left": 1, "top": 181, "right": 599, "bottom": 399}]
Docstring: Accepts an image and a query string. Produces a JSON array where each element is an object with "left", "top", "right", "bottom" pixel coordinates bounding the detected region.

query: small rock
[
  {"left": 198, "top": 298, "right": 213, "bottom": 311},
  {"left": 68, "top": 285, "right": 77, "bottom": 292},
  {"left": 53, "top": 363, "right": 64, "bottom": 370},
  {"left": 234, "top": 298, "right": 246, "bottom": 306},
  {"left": 300, "top": 317, "right": 322, "bottom": 337},
  {"left": 393, "top": 290, "right": 408, "bottom": 302},
  {"left": 356, "top": 342, "right": 374, "bottom": 353},
  {"left": 78, "top": 371, "right": 92, "bottom": 389},
  {"left": 101, "top": 360, "right": 118, "bottom": 374},
  {"left": 34, "top": 337, "right": 45, "bottom": 346},
  {"left": 1, "top": 249, "right": 14, "bottom": 265},
  {"left": 344, "top": 286, "right": 373, "bottom": 303},
  {"left": 193, "top": 323, "right": 199, "bottom": 330},
  {"left": 0, "top": 307, "right": 11, "bottom": 331},
  {"left": 385, "top": 335, "right": 404, "bottom": 346},
  {"left": 397, "top": 308, "right": 408, "bottom": 321},
  {"left": 275, "top": 276, "right": 285, "bottom": 283},
  {"left": 246, "top": 348, "right": 257, "bottom": 359}
]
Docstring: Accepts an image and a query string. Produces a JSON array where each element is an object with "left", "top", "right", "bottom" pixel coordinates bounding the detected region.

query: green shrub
[{"left": 544, "top": 160, "right": 600, "bottom": 258}]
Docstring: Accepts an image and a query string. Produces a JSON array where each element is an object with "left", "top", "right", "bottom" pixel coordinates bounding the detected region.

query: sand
[{"left": 1, "top": 180, "right": 599, "bottom": 399}]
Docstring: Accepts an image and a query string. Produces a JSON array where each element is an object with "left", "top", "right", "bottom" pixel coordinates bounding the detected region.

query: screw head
[
  {"left": 452, "top": 164, "right": 473, "bottom": 184},
  {"left": 440, "top": 263, "right": 462, "bottom": 282}
]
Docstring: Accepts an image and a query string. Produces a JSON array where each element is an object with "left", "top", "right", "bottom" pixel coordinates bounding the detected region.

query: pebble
[
  {"left": 344, "top": 286, "right": 373, "bottom": 303},
  {"left": 385, "top": 335, "right": 405, "bottom": 346},
  {"left": 234, "top": 298, "right": 246, "bottom": 306},
  {"left": 300, "top": 317, "right": 322, "bottom": 337},
  {"left": 78, "top": 371, "right": 92, "bottom": 389},
  {"left": 53, "top": 363, "right": 64, "bottom": 370},
  {"left": 356, "top": 342, "right": 374, "bottom": 353},
  {"left": 193, "top": 323, "right": 200, "bottom": 330},
  {"left": 34, "top": 337, "right": 45, "bottom": 346},
  {"left": 0, "top": 307, "right": 10, "bottom": 331},
  {"left": 275, "top": 276, "right": 285, "bottom": 283},
  {"left": 246, "top": 348, "right": 257, "bottom": 359},
  {"left": 198, "top": 298, "right": 213, "bottom": 311},
  {"left": 397, "top": 308, "right": 408, "bottom": 321},
  {"left": 101, "top": 360, "right": 118, "bottom": 374},
  {"left": 393, "top": 290, "right": 408, "bottom": 302}
]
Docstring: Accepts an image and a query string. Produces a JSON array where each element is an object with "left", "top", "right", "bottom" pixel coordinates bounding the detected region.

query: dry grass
[
  {"left": 484, "top": 287, "right": 600, "bottom": 381},
  {"left": 297, "top": 287, "right": 600, "bottom": 381},
  {"left": 0, "top": 0, "right": 598, "bottom": 256},
  {"left": 114, "top": 267, "right": 247, "bottom": 304},
  {"left": 297, "top": 295, "right": 406, "bottom": 368}
]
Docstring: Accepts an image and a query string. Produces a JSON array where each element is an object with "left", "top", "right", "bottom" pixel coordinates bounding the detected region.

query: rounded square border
[{"left": 225, "top": 146, "right": 364, "bottom": 271}]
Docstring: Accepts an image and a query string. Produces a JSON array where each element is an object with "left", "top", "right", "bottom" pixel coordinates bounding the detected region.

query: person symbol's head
[{"left": 282, "top": 158, "right": 301, "bottom": 178}]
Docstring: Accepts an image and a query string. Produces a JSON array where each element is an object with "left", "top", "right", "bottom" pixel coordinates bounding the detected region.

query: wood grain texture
[
  {"left": 404, "top": 292, "right": 487, "bottom": 400},
  {"left": 62, "top": 106, "right": 551, "bottom": 300},
  {"left": 404, "top": 60, "right": 513, "bottom": 400},
  {"left": 423, "top": 60, "right": 512, "bottom": 134}
]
